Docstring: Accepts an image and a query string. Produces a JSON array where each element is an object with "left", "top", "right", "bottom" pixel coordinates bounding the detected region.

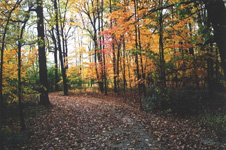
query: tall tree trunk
[
  {"left": 122, "top": 0, "right": 127, "bottom": 93},
  {"left": 134, "top": 0, "right": 142, "bottom": 110},
  {"left": 188, "top": 23, "right": 199, "bottom": 87},
  {"left": 36, "top": 0, "right": 51, "bottom": 105},
  {"left": 17, "top": 14, "right": 29, "bottom": 130},
  {"left": 102, "top": 0, "right": 107, "bottom": 95},
  {"left": 204, "top": 0, "right": 226, "bottom": 82},
  {"left": 216, "top": 48, "right": 219, "bottom": 83},
  {"left": 51, "top": 28, "right": 59, "bottom": 91},
  {"left": 207, "top": 43, "right": 214, "bottom": 96},
  {"left": 59, "top": 0, "right": 69, "bottom": 69},
  {"left": 110, "top": 0, "right": 117, "bottom": 93},
  {"left": 94, "top": 31, "right": 99, "bottom": 90},
  {"left": 65, "top": 38, "right": 68, "bottom": 69},
  {"left": 123, "top": 37, "right": 126, "bottom": 92},
  {"left": 97, "top": 0, "right": 104, "bottom": 93},
  {"left": 138, "top": 25, "right": 146, "bottom": 96},
  {"left": 90, "top": 0, "right": 100, "bottom": 91},
  {"left": 0, "top": 13, "right": 10, "bottom": 121},
  {"left": 113, "top": 43, "right": 117, "bottom": 93},
  {"left": 94, "top": 22, "right": 99, "bottom": 91},
  {"left": 117, "top": 44, "right": 121, "bottom": 93},
  {"left": 127, "top": 56, "right": 132, "bottom": 92},
  {"left": 54, "top": 0, "right": 68, "bottom": 95},
  {"left": 159, "top": 0, "right": 166, "bottom": 90}
]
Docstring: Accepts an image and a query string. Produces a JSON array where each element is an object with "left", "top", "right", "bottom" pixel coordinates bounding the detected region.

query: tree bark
[
  {"left": 53, "top": 0, "right": 68, "bottom": 95},
  {"left": 36, "top": 0, "right": 51, "bottom": 105},
  {"left": 117, "top": 44, "right": 121, "bottom": 93},
  {"left": 110, "top": 0, "right": 117, "bottom": 93},
  {"left": 97, "top": 0, "right": 104, "bottom": 93},
  {"left": 207, "top": 43, "right": 214, "bottom": 96},
  {"left": 204, "top": 0, "right": 226, "bottom": 82},
  {"left": 134, "top": 0, "right": 142, "bottom": 110},
  {"left": 17, "top": 13, "right": 30, "bottom": 130},
  {"left": 138, "top": 25, "right": 146, "bottom": 96},
  {"left": 158, "top": 0, "right": 166, "bottom": 90},
  {"left": 123, "top": 37, "right": 126, "bottom": 92},
  {"left": 101, "top": 0, "right": 107, "bottom": 95},
  {"left": 51, "top": 28, "right": 59, "bottom": 91}
]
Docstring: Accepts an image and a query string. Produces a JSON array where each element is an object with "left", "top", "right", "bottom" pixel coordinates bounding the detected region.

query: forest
[{"left": 0, "top": 0, "right": 226, "bottom": 149}]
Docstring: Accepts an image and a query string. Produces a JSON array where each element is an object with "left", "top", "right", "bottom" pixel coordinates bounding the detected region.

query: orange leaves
[
  {"left": 170, "top": 43, "right": 194, "bottom": 50},
  {"left": 65, "top": 0, "right": 219, "bottom": 94},
  {"left": 174, "top": 52, "right": 181, "bottom": 57}
]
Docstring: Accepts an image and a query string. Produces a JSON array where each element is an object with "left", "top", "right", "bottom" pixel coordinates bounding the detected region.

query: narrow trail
[{"left": 24, "top": 93, "right": 161, "bottom": 150}]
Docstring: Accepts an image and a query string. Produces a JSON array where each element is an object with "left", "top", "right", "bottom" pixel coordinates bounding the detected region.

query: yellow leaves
[
  {"left": 14, "top": 7, "right": 20, "bottom": 14},
  {"left": 168, "top": 0, "right": 180, "bottom": 4},
  {"left": 24, "top": 48, "right": 38, "bottom": 68},
  {"left": 191, "top": 6, "right": 199, "bottom": 14},
  {"left": 2, "top": 49, "right": 18, "bottom": 100},
  {"left": 69, "top": 21, "right": 82, "bottom": 27},
  {"left": 2, "top": 47, "right": 38, "bottom": 102}
]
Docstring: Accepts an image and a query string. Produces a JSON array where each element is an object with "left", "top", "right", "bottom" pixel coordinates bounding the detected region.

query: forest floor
[{"left": 5, "top": 91, "right": 226, "bottom": 149}]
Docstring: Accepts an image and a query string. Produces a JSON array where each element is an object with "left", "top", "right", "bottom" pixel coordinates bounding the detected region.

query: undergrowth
[{"left": 142, "top": 85, "right": 226, "bottom": 142}]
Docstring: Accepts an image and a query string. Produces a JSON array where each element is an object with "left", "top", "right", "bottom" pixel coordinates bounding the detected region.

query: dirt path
[
  {"left": 24, "top": 93, "right": 161, "bottom": 150},
  {"left": 22, "top": 92, "right": 225, "bottom": 150}
]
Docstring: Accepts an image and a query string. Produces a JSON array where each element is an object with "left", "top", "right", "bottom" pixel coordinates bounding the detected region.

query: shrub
[
  {"left": 142, "top": 86, "right": 170, "bottom": 112},
  {"left": 142, "top": 86, "right": 209, "bottom": 115},
  {"left": 47, "top": 66, "right": 62, "bottom": 92},
  {"left": 205, "top": 113, "right": 226, "bottom": 142},
  {"left": 168, "top": 88, "right": 208, "bottom": 115}
]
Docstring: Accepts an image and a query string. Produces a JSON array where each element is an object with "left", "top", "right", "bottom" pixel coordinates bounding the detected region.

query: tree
[
  {"left": 50, "top": 27, "right": 59, "bottom": 91},
  {"left": 17, "top": 6, "right": 31, "bottom": 130},
  {"left": 158, "top": 0, "right": 166, "bottom": 90},
  {"left": 36, "top": 0, "right": 51, "bottom": 105},
  {"left": 53, "top": 0, "right": 68, "bottom": 95},
  {"left": 0, "top": 0, "right": 23, "bottom": 119},
  {"left": 203, "top": 0, "right": 226, "bottom": 82}
]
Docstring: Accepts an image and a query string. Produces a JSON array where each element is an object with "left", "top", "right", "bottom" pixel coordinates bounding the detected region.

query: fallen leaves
[{"left": 16, "top": 92, "right": 225, "bottom": 149}]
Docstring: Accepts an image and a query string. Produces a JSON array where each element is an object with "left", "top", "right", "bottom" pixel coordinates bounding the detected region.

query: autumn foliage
[{"left": 0, "top": 0, "right": 226, "bottom": 149}]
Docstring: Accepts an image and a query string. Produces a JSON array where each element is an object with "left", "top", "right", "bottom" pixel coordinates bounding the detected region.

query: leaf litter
[{"left": 20, "top": 92, "right": 226, "bottom": 149}]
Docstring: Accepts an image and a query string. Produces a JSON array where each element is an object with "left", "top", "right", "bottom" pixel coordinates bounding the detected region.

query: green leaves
[{"left": 38, "top": 36, "right": 45, "bottom": 48}]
